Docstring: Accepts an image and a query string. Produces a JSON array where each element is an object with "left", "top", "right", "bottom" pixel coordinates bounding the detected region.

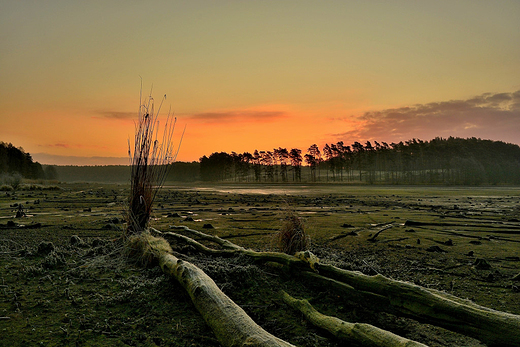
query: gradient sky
[{"left": 1, "top": 1, "right": 519, "bottom": 165}]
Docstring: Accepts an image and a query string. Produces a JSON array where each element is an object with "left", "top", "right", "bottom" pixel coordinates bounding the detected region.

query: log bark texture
[
  {"left": 143, "top": 233, "right": 295, "bottom": 347},
  {"left": 315, "top": 263, "right": 520, "bottom": 347},
  {"left": 281, "top": 291, "right": 427, "bottom": 347}
]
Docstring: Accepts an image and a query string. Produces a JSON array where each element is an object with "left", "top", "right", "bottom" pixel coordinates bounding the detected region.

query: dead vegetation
[
  {"left": 274, "top": 206, "right": 310, "bottom": 255},
  {"left": 126, "top": 86, "right": 182, "bottom": 235}
]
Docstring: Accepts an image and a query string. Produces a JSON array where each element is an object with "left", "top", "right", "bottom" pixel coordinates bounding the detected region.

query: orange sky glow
[{"left": 1, "top": 1, "right": 519, "bottom": 165}]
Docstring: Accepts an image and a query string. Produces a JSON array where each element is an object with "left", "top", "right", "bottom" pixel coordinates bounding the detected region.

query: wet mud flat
[{"left": 0, "top": 183, "right": 519, "bottom": 346}]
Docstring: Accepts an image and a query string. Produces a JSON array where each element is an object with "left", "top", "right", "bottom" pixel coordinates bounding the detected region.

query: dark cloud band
[
  {"left": 186, "top": 110, "right": 287, "bottom": 123},
  {"left": 334, "top": 90, "right": 520, "bottom": 145}
]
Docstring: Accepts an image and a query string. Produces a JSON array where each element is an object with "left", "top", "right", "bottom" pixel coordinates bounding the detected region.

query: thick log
[
  {"left": 281, "top": 291, "right": 427, "bottom": 347},
  {"left": 141, "top": 233, "right": 295, "bottom": 347},
  {"left": 155, "top": 227, "right": 520, "bottom": 346},
  {"left": 315, "top": 263, "right": 520, "bottom": 347}
]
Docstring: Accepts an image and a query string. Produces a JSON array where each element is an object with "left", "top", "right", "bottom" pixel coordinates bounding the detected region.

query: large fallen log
[
  {"left": 132, "top": 232, "right": 295, "bottom": 347},
  {"left": 315, "top": 263, "right": 520, "bottom": 347},
  {"left": 404, "top": 220, "right": 520, "bottom": 233},
  {"left": 281, "top": 291, "right": 427, "bottom": 347},
  {"left": 157, "top": 227, "right": 520, "bottom": 347}
]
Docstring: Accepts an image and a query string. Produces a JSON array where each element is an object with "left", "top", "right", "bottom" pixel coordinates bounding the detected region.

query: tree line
[
  {"left": 52, "top": 162, "right": 200, "bottom": 183},
  {"left": 199, "top": 137, "right": 520, "bottom": 185},
  {"left": 0, "top": 142, "right": 45, "bottom": 179},
  {"left": 20, "top": 137, "right": 520, "bottom": 185}
]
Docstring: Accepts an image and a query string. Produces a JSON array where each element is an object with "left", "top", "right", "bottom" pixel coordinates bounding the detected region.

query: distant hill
[{"left": 0, "top": 142, "right": 44, "bottom": 179}]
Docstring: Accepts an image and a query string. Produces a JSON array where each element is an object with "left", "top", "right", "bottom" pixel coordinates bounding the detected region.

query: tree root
[
  {"left": 314, "top": 263, "right": 520, "bottom": 347},
  {"left": 281, "top": 290, "right": 427, "bottom": 347},
  {"left": 141, "top": 232, "right": 295, "bottom": 347},
  {"left": 155, "top": 226, "right": 520, "bottom": 347},
  {"left": 154, "top": 227, "right": 308, "bottom": 269}
]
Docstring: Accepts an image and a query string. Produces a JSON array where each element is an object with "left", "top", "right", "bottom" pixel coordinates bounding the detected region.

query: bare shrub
[{"left": 0, "top": 173, "right": 22, "bottom": 190}]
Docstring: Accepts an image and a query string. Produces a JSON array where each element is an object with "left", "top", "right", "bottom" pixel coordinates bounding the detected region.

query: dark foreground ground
[{"left": 1, "top": 183, "right": 519, "bottom": 346}]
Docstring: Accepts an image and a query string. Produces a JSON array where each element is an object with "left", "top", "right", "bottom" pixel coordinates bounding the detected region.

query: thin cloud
[
  {"left": 39, "top": 143, "right": 107, "bottom": 150},
  {"left": 185, "top": 110, "right": 288, "bottom": 124},
  {"left": 93, "top": 111, "right": 136, "bottom": 120},
  {"left": 45, "top": 143, "right": 71, "bottom": 149},
  {"left": 333, "top": 90, "right": 520, "bottom": 145}
]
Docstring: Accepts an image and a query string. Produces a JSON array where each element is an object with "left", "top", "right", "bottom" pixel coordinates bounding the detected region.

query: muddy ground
[{"left": 1, "top": 183, "right": 519, "bottom": 346}]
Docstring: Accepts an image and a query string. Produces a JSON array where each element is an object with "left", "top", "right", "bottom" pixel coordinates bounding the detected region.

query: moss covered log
[
  {"left": 315, "top": 263, "right": 520, "bottom": 347},
  {"left": 139, "top": 233, "right": 294, "bottom": 347},
  {"left": 161, "top": 227, "right": 520, "bottom": 347},
  {"left": 281, "top": 291, "right": 427, "bottom": 347}
]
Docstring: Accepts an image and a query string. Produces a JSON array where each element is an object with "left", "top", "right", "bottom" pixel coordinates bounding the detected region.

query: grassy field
[{"left": 1, "top": 183, "right": 519, "bottom": 346}]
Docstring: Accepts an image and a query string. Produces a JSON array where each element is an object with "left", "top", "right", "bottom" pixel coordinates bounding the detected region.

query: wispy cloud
[
  {"left": 47, "top": 143, "right": 71, "bottom": 149},
  {"left": 333, "top": 90, "right": 520, "bottom": 145},
  {"left": 93, "top": 111, "right": 135, "bottom": 120},
  {"left": 39, "top": 143, "right": 108, "bottom": 150},
  {"left": 184, "top": 110, "right": 288, "bottom": 124},
  {"left": 92, "top": 109, "right": 288, "bottom": 124}
]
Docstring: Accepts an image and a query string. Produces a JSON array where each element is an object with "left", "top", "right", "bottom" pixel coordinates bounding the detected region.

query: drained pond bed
[{"left": 1, "top": 183, "right": 519, "bottom": 346}]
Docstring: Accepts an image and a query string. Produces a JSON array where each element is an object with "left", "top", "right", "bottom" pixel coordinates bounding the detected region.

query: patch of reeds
[
  {"left": 0, "top": 184, "right": 13, "bottom": 191},
  {"left": 126, "top": 84, "right": 184, "bottom": 236},
  {"left": 274, "top": 207, "right": 310, "bottom": 255},
  {"left": 0, "top": 173, "right": 22, "bottom": 190},
  {"left": 19, "top": 183, "right": 61, "bottom": 191}
]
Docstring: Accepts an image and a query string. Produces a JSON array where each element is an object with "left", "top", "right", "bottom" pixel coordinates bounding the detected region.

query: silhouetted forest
[
  {"left": 53, "top": 162, "right": 200, "bottom": 183},
  {"left": 199, "top": 137, "right": 520, "bottom": 185},
  {"left": 43, "top": 137, "right": 520, "bottom": 185},
  {"left": 0, "top": 142, "right": 44, "bottom": 179}
]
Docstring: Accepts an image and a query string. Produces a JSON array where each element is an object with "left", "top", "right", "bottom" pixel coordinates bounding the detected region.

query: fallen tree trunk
[
  {"left": 281, "top": 291, "right": 427, "bottom": 347},
  {"left": 136, "top": 232, "right": 295, "bottom": 347},
  {"left": 315, "top": 263, "right": 520, "bottom": 347},
  {"left": 158, "top": 227, "right": 520, "bottom": 347},
  {"left": 367, "top": 224, "right": 394, "bottom": 242},
  {"left": 404, "top": 220, "right": 520, "bottom": 233}
]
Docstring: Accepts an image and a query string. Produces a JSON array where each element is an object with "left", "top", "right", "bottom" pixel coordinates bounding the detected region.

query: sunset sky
[{"left": 1, "top": 1, "right": 519, "bottom": 165}]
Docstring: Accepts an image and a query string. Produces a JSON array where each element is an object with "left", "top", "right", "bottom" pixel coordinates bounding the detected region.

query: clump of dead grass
[
  {"left": 125, "top": 232, "right": 172, "bottom": 267},
  {"left": 274, "top": 207, "right": 310, "bottom": 255},
  {"left": 125, "top": 83, "right": 184, "bottom": 236}
]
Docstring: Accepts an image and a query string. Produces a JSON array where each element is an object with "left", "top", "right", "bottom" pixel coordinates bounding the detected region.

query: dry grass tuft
[
  {"left": 274, "top": 207, "right": 310, "bottom": 255},
  {"left": 125, "top": 83, "right": 184, "bottom": 236},
  {"left": 125, "top": 232, "right": 172, "bottom": 267}
]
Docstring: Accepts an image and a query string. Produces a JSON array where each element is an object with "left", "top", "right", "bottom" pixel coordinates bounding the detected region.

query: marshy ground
[{"left": 1, "top": 183, "right": 519, "bottom": 346}]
